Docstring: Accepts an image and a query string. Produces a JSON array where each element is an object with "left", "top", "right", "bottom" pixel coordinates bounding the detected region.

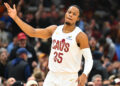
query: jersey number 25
[{"left": 54, "top": 51, "right": 63, "bottom": 63}]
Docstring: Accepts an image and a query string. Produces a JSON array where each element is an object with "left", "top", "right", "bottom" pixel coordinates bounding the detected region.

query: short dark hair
[{"left": 68, "top": 5, "right": 81, "bottom": 18}]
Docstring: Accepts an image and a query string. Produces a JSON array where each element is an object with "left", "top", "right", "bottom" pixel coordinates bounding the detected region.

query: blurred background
[{"left": 0, "top": 0, "right": 120, "bottom": 86}]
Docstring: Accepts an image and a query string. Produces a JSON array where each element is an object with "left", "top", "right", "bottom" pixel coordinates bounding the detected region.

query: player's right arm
[{"left": 4, "top": 3, "right": 57, "bottom": 39}]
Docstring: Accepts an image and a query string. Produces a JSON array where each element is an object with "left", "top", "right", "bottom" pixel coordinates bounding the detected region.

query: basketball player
[{"left": 4, "top": 3, "right": 93, "bottom": 86}]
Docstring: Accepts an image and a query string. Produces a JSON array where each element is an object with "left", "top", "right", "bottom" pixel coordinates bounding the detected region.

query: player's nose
[{"left": 68, "top": 13, "right": 73, "bottom": 18}]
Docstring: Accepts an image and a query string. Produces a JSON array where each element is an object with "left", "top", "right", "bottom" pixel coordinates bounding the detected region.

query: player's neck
[{"left": 63, "top": 24, "right": 75, "bottom": 33}]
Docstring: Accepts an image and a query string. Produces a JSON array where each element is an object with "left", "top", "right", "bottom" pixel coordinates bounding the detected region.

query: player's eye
[
  {"left": 73, "top": 13, "right": 76, "bottom": 16},
  {"left": 68, "top": 11, "right": 71, "bottom": 14}
]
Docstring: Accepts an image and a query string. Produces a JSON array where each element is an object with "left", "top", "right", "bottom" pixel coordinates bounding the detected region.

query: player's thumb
[{"left": 13, "top": 4, "right": 16, "bottom": 9}]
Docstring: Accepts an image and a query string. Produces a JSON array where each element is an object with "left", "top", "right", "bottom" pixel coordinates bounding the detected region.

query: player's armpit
[{"left": 76, "top": 32, "right": 89, "bottom": 49}]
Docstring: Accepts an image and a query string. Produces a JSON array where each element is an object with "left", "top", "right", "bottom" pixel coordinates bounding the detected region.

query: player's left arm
[{"left": 76, "top": 32, "right": 93, "bottom": 86}]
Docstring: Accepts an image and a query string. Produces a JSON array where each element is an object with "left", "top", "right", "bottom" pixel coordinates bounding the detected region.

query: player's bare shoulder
[
  {"left": 76, "top": 32, "right": 89, "bottom": 48},
  {"left": 76, "top": 32, "right": 88, "bottom": 41}
]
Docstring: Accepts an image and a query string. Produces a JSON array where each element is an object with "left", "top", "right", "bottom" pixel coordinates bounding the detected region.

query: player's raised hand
[{"left": 4, "top": 3, "right": 17, "bottom": 20}]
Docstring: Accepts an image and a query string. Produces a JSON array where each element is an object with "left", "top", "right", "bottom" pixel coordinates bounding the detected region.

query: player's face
[{"left": 65, "top": 6, "right": 80, "bottom": 25}]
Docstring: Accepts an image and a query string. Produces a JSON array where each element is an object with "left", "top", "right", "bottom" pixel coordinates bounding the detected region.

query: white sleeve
[{"left": 81, "top": 48, "right": 93, "bottom": 76}]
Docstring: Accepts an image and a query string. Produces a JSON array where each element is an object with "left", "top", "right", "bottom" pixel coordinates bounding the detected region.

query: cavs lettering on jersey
[{"left": 49, "top": 25, "right": 83, "bottom": 73}]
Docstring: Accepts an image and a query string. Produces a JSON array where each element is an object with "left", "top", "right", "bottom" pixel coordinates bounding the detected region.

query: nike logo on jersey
[{"left": 66, "top": 36, "right": 72, "bottom": 40}]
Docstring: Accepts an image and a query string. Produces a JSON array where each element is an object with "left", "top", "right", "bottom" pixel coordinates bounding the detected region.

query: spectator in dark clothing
[
  {"left": 11, "top": 20, "right": 23, "bottom": 37},
  {"left": 89, "top": 51, "right": 109, "bottom": 81},
  {"left": 5, "top": 48, "right": 31, "bottom": 82},
  {"left": 8, "top": 32, "right": 37, "bottom": 72},
  {"left": 0, "top": 48, "right": 8, "bottom": 77},
  {"left": 38, "top": 39, "right": 51, "bottom": 55}
]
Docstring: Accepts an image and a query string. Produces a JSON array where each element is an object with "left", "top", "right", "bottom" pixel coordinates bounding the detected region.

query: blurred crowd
[{"left": 0, "top": 0, "right": 120, "bottom": 86}]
